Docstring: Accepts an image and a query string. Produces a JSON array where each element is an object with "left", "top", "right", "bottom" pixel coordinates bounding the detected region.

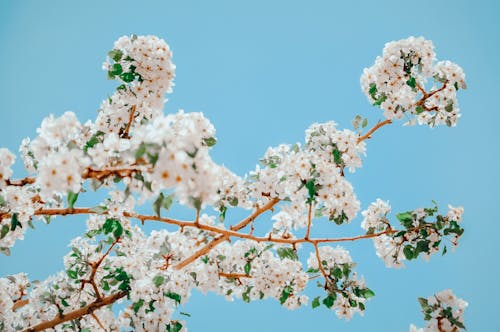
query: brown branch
[
  {"left": 91, "top": 312, "right": 107, "bottom": 331},
  {"left": 313, "top": 243, "right": 329, "bottom": 280},
  {"left": 174, "top": 197, "right": 280, "bottom": 270},
  {"left": 218, "top": 272, "right": 251, "bottom": 279},
  {"left": 12, "top": 298, "right": 29, "bottom": 311},
  {"left": 24, "top": 291, "right": 127, "bottom": 332},
  {"left": 121, "top": 105, "right": 137, "bottom": 139},
  {"left": 7, "top": 166, "right": 150, "bottom": 189},
  {"left": 357, "top": 119, "right": 392, "bottom": 143}
]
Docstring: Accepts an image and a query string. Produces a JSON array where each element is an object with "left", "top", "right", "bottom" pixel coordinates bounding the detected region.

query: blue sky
[{"left": 0, "top": 0, "right": 498, "bottom": 331}]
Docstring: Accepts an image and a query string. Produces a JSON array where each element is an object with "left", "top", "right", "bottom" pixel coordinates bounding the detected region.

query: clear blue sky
[{"left": 0, "top": 1, "right": 498, "bottom": 331}]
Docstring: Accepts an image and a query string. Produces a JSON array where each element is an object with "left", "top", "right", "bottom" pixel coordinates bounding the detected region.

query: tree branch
[{"left": 24, "top": 291, "right": 127, "bottom": 332}]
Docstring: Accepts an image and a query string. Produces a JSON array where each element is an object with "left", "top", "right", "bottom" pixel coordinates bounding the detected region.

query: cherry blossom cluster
[
  {"left": 410, "top": 289, "right": 467, "bottom": 331},
  {"left": 360, "top": 36, "right": 466, "bottom": 127},
  {"left": 306, "top": 246, "right": 374, "bottom": 320},
  {"left": 98, "top": 34, "right": 175, "bottom": 134},
  {"left": 0, "top": 35, "right": 468, "bottom": 332},
  {"left": 361, "top": 201, "right": 465, "bottom": 268}
]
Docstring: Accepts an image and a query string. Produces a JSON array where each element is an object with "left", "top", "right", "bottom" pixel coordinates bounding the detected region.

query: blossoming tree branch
[{"left": 0, "top": 35, "right": 468, "bottom": 332}]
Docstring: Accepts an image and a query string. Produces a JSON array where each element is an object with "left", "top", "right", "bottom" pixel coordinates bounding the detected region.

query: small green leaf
[
  {"left": 406, "top": 76, "right": 417, "bottom": 89},
  {"left": 361, "top": 118, "right": 368, "bottom": 128},
  {"left": 165, "top": 291, "right": 181, "bottom": 305},
  {"left": 244, "top": 262, "right": 251, "bottom": 275},
  {"left": 415, "top": 105, "right": 424, "bottom": 114},
  {"left": 67, "top": 191, "right": 79, "bottom": 210},
  {"left": 120, "top": 72, "right": 135, "bottom": 83},
  {"left": 66, "top": 270, "right": 78, "bottom": 280},
  {"left": 228, "top": 196, "right": 239, "bottom": 207},
  {"left": 332, "top": 149, "right": 342, "bottom": 166},
  {"left": 109, "top": 63, "right": 123, "bottom": 76},
  {"left": 153, "top": 193, "right": 165, "bottom": 217},
  {"left": 279, "top": 285, "right": 293, "bottom": 305},
  {"left": 10, "top": 213, "right": 22, "bottom": 231},
  {"left": 166, "top": 322, "right": 183, "bottom": 332},
  {"left": 180, "top": 311, "right": 191, "bottom": 317},
  {"left": 153, "top": 275, "right": 164, "bottom": 287},
  {"left": 445, "top": 102, "right": 454, "bottom": 113},
  {"left": 276, "top": 247, "right": 299, "bottom": 261},
  {"left": 0, "top": 225, "right": 9, "bottom": 239},
  {"left": 203, "top": 137, "right": 217, "bottom": 147},
  {"left": 312, "top": 296, "right": 321, "bottom": 309},
  {"left": 360, "top": 288, "right": 375, "bottom": 299},
  {"left": 135, "top": 143, "right": 147, "bottom": 160},
  {"left": 108, "top": 49, "right": 123, "bottom": 62},
  {"left": 403, "top": 245, "right": 415, "bottom": 260},
  {"left": 322, "top": 293, "right": 336, "bottom": 308},
  {"left": 133, "top": 299, "right": 144, "bottom": 313}
]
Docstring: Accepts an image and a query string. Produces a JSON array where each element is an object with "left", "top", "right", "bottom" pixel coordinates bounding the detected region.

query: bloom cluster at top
[
  {"left": 410, "top": 289, "right": 467, "bottom": 331},
  {"left": 97, "top": 35, "right": 175, "bottom": 135},
  {"left": 360, "top": 36, "right": 466, "bottom": 127}
]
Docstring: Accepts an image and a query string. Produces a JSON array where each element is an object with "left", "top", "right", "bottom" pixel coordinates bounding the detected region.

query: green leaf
[
  {"left": 153, "top": 275, "right": 164, "bottom": 287},
  {"left": 322, "top": 293, "right": 336, "bottom": 308},
  {"left": 312, "top": 296, "right": 321, "bottom": 309},
  {"left": 332, "top": 266, "right": 343, "bottom": 279},
  {"left": 166, "top": 322, "right": 183, "bottom": 332},
  {"left": 203, "top": 137, "right": 217, "bottom": 147},
  {"left": 83, "top": 131, "right": 104, "bottom": 152},
  {"left": 361, "top": 118, "right": 368, "bottom": 128},
  {"left": 135, "top": 143, "right": 147, "bottom": 159},
  {"left": 10, "top": 213, "right": 22, "bottom": 231},
  {"left": 108, "top": 49, "right": 123, "bottom": 62},
  {"left": 403, "top": 245, "right": 415, "bottom": 260},
  {"left": 445, "top": 102, "right": 454, "bottom": 113},
  {"left": 165, "top": 291, "right": 181, "bottom": 305},
  {"left": 279, "top": 285, "right": 293, "bottom": 305},
  {"left": 406, "top": 76, "right": 416, "bottom": 89},
  {"left": 228, "top": 196, "right": 239, "bottom": 207},
  {"left": 396, "top": 211, "right": 414, "bottom": 229},
  {"left": 369, "top": 83, "right": 378, "bottom": 100},
  {"left": 305, "top": 179, "right": 317, "bottom": 202},
  {"left": 0, "top": 225, "right": 9, "bottom": 239},
  {"left": 103, "top": 218, "right": 123, "bottom": 239},
  {"left": 454, "top": 81, "right": 459, "bottom": 90},
  {"left": 244, "top": 262, "right": 251, "bottom": 275},
  {"left": 109, "top": 63, "right": 123, "bottom": 76},
  {"left": 133, "top": 299, "right": 144, "bottom": 313},
  {"left": 242, "top": 286, "right": 252, "bottom": 303},
  {"left": 153, "top": 193, "right": 165, "bottom": 217},
  {"left": 180, "top": 311, "right": 191, "bottom": 317},
  {"left": 332, "top": 148, "right": 342, "bottom": 165},
  {"left": 360, "top": 288, "right": 375, "bottom": 299},
  {"left": 67, "top": 191, "right": 79, "bottom": 210},
  {"left": 0, "top": 247, "right": 11, "bottom": 256},
  {"left": 415, "top": 105, "right": 425, "bottom": 114},
  {"left": 120, "top": 72, "right": 135, "bottom": 83},
  {"left": 373, "top": 94, "right": 387, "bottom": 106},
  {"left": 66, "top": 270, "right": 78, "bottom": 280},
  {"left": 61, "top": 298, "right": 70, "bottom": 307},
  {"left": 276, "top": 247, "right": 299, "bottom": 261},
  {"left": 219, "top": 205, "right": 227, "bottom": 222}
]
